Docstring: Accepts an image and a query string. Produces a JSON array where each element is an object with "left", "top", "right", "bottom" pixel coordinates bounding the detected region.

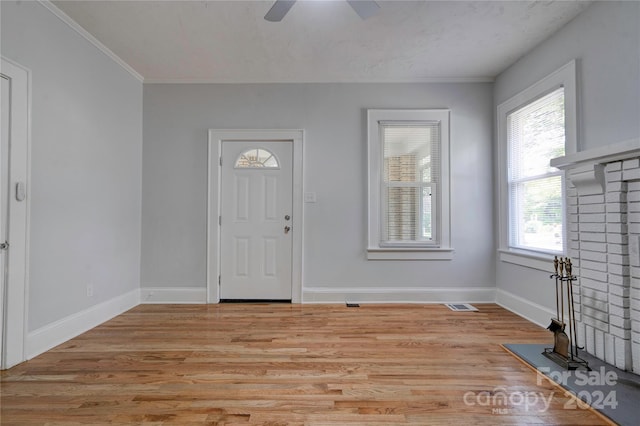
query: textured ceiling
[{"left": 52, "top": 0, "right": 593, "bottom": 83}]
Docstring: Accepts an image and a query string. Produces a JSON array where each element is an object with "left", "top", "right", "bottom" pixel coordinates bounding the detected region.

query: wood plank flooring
[{"left": 1, "top": 304, "right": 609, "bottom": 425}]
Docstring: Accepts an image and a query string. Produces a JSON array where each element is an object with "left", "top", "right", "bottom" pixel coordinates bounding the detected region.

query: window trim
[
  {"left": 497, "top": 60, "right": 577, "bottom": 269},
  {"left": 367, "top": 109, "right": 452, "bottom": 260}
]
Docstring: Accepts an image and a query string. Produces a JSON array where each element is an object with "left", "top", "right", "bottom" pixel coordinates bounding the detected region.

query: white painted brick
[
  {"left": 629, "top": 201, "right": 640, "bottom": 213},
  {"left": 610, "top": 285, "right": 630, "bottom": 297},
  {"left": 568, "top": 248, "right": 580, "bottom": 258},
  {"left": 580, "top": 213, "right": 606, "bottom": 223},
  {"left": 580, "top": 268, "right": 608, "bottom": 282},
  {"left": 584, "top": 315, "right": 610, "bottom": 333},
  {"left": 580, "top": 250, "right": 607, "bottom": 262},
  {"left": 595, "top": 329, "right": 605, "bottom": 359},
  {"left": 631, "top": 288, "right": 640, "bottom": 300},
  {"left": 582, "top": 241, "right": 608, "bottom": 252},
  {"left": 570, "top": 240, "right": 580, "bottom": 250},
  {"left": 630, "top": 180, "right": 640, "bottom": 191},
  {"left": 630, "top": 266, "right": 640, "bottom": 279},
  {"left": 608, "top": 243, "right": 628, "bottom": 255},
  {"left": 608, "top": 253, "right": 629, "bottom": 265},
  {"left": 633, "top": 320, "right": 640, "bottom": 333},
  {"left": 614, "top": 337, "right": 631, "bottom": 370},
  {"left": 606, "top": 162, "right": 623, "bottom": 172},
  {"left": 606, "top": 181, "right": 627, "bottom": 192},
  {"left": 633, "top": 343, "right": 640, "bottom": 374},
  {"left": 633, "top": 331, "right": 640, "bottom": 344},
  {"left": 607, "top": 213, "right": 627, "bottom": 223},
  {"left": 630, "top": 223, "right": 640, "bottom": 234},
  {"left": 609, "top": 264, "right": 630, "bottom": 276},
  {"left": 610, "top": 325, "right": 630, "bottom": 339},
  {"left": 582, "top": 296, "right": 609, "bottom": 312},
  {"left": 610, "top": 272, "right": 630, "bottom": 285},
  {"left": 606, "top": 202, "right": 627, "bottom": 213},
  {"left": 605, "top": 333, "right": 615, "bottom": 365},
  {"left": 606, "top": 191, "right": 626, "bottom": 203},
  {"left": 629, "top": 212, "right": 640, "bottom": 223},
  {"left": 579, "top": 203, "right": 606, "bottom": 213},
  {"left": 567, "top": 186, "right": 578, "bottom": 195},
  {"left": 608, "top": 223, "right": 629, "bottom": 234},
  {"left": 580, "top": 259, "right": 607, "bottom": 272},
  {"left": 583, "top": 297, "right": 609, "bottom": 314},
  {"left": 629, "top": 235, "right": 639, "bottom": 267},
  {"left": 581, "top": 194, "right": 606, "bottom": 204},
  {"left": 580, "top": 232, "right": 607, "bottom": 243},
  {"left": 607, "top": 170, "right": 623, "bottom": 182},
  {"left": 623, "top": 158, "right": 640, "bottom": 169},
  {"left": 585, "top": 325, "right": 595, "bottom": 353},
  {"left": 579, "top": 222, "right": 606, "bottom": 233},
  {"left": 629, "top": 191, "right": 640, "bottom": 202},
  {"left": 567, "top": 204, "right": 578, "bottom": 215},
  {"left": 609, "top": 294, "right": 630, "bottom": 308},
  {"left": 581, "top": 278, "right": 608, "bottom": 292},
  {"left": 576, "top": 321, "right": 586, "bottom": 348},
  {"left": 609, "top": 304, "right": 629, "bottom": 319},
  {"left": 623, "top": 168, "right": 640, "bottom": 181},
  {"left": 610, "top": 317, "right": 631, "bottom": 331},
  {"left": 607, "top": 233, "right": 628, "bottom": 244},
  {"left": 570, "top": 222, "right": 579, "bottom": 232}
]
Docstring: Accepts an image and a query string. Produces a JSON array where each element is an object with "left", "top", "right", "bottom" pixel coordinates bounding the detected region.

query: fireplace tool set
[{"left": 543, "top": 256, "right": 590, "bottom": 370}]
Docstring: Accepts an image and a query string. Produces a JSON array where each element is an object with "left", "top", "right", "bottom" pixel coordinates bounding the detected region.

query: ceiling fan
[{"left": 265, "top": 0, "right": 380, "bottom": 22}]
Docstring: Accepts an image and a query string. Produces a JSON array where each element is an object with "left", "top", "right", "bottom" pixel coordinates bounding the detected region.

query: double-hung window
[
  {"left": 368, "top": 109, "right": 452, "bottom": 260},
  {"left": 498, "top": 61, "right": 577, "bottom": 268}
]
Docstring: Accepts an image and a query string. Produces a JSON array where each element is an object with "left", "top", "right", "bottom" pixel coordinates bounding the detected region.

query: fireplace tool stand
[{"left": 543, "top": 256, "right": 590, "bottom": 371}]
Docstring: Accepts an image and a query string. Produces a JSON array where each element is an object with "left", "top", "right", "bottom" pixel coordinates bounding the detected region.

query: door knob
[
  {"left": 284, "top": 226, "right": 291, "bottom": 234},
  {"left": 0, "top": 241, "right": 8, "bottom": 250}
]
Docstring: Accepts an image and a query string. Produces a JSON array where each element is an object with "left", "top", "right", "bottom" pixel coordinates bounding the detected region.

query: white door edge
[
  {"left": 0, "top": 57, "right": 31, "bottom": 369},
  {"left": 207, "top": 130, "right": 304, "bottom": 303}
]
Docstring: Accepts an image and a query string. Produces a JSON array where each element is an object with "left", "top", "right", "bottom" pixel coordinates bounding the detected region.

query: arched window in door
[{"left": 234, "top": 148, "right": 279, "bottom": 169}]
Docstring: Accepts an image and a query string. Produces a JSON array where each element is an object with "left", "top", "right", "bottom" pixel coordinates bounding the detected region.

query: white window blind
[
  {"left": 507, "top": 87, "right": 565, "bottom": 253},
  {"left": 381, "top": 122, "right": 440, "bottom": 246}
]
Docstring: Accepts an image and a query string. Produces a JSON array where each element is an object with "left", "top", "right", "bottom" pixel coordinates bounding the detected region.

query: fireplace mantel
[
  {"left": 551, "top": 139, "right": 640, "bottom": 196},
  {"left": 551, "top": 138, "right": 640, "bottom": 170}
]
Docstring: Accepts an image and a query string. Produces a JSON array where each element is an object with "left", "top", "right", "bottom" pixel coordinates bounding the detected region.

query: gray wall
[
  {"left": 142, "top": 83, "right": 494, "bottom": 291},
  {"left": 494, "top": 1, "right": 640, "bottom": 309},
  {"left": 1, "top": 1, "right": 143, "bottom": 330}
]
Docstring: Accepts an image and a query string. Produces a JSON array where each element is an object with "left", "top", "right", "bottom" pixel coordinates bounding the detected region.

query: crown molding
[
  {"left": 38, "top": 0, "right": 143, "bottom": 82},
  {"left": 143, "top": 76, "right": 495, "bottom": 84}
]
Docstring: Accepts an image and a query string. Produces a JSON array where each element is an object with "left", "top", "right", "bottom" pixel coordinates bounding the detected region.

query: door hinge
[
  {"left": 220, "top": 157, "right": 222, "bottom": 166},
  {"left": 218, "top": 275, "right": 221, "bottom": 286},
  {"left": 219, "top": 216, "right": 221, "bottom": 226}
]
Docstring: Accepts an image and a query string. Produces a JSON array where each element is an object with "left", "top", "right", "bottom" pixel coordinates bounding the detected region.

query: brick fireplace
[{"left": 551, "top": 139, "right": 640, "bottom": 374}]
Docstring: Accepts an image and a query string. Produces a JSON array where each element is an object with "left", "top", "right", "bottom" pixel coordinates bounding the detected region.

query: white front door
[{"left": 220, "top": 141, "right": 293, "bottom": 300}]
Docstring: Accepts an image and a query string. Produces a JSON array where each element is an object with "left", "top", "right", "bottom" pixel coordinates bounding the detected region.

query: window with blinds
[
  {"left": 507, "top": 87, "right": 565, "bottom": 253},
  {"left": 381, "top": 122, "right": 440, "bottom": 245}
]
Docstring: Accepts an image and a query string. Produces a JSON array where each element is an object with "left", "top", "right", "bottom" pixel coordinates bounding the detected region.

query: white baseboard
[
  {"left": 495, "top": 288, "right": 555, "bottom": 329},
  {"left": 140, "top": 287, "right": 207, "bottom": 304},
  {"left": 302, "top": 286, "right": 496, "bottom": 304},
  {"left": 26, "top": 289, "right": 140, "bottom": 360}
]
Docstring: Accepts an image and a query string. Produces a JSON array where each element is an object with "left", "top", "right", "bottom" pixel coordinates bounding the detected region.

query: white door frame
[
  {"left": 1, "top": 57, "right": 31, "bottom": 369},
  {"left": 207, "top": 130, "right": 303, "bottom": 303}
]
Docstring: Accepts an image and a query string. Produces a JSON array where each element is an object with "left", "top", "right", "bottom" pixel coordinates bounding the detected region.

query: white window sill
[
  {"left": 498, "top": 248, "right": 558, "bottom": 272},
  {"left": 367, "top": 248, "right": 454, "bottom": 260}
]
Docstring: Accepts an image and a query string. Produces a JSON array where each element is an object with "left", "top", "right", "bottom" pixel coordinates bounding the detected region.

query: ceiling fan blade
[
  {"left": 347, "top": 0, "right": 380, "bottom": 20},
  {"left": 264, "top": 0, "right": 297, "bottom": 22}
]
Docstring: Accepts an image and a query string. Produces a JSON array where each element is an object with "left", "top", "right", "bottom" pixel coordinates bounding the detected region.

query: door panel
[{"left": 220, "top": 141, "right": 293, "bottom": 300}]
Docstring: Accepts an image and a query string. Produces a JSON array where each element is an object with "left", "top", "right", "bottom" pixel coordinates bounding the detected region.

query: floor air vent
[{"left": 445, "top": 303, "right": 478, "bottom": 312}]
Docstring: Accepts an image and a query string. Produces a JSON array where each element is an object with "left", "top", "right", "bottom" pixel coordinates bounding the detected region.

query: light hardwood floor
[{"left": 1, "top": 303, "right": 609, "bottom": 425}]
